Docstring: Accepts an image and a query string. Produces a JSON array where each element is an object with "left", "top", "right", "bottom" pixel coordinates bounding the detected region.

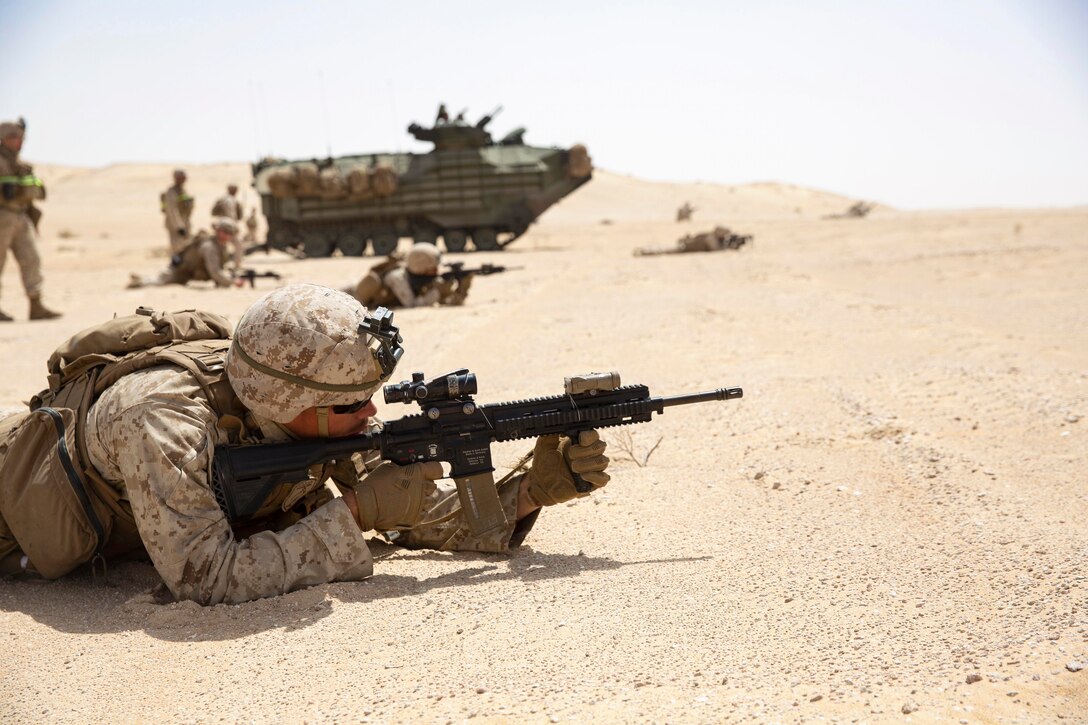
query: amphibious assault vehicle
[{"left": 252, "top": 107, "right": 593, "bottom": 256}]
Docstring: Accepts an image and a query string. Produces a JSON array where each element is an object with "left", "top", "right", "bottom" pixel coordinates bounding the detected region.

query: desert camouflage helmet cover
[
  {"left": 0, "top": 120, "right": 23, "bottom": 137},
  {"left": 406, "top": 242, "right": 441, "bottom": 274},
  {"left": 226, "top": 283, "right": 402, "bottom": 421},
  {"left": 212, "top": 216, "right": 238, "bottom": 234}
]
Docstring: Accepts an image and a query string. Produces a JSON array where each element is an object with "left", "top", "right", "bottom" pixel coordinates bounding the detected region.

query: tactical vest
[
  {"left": 0, "top": 148, "right": 44, "bottom": 213},
  {"left": 0, "top": 308, "right": 248, "bottom": 578},
  {"left": 160, "top": 187, "right": 194, "bottom": 214}
]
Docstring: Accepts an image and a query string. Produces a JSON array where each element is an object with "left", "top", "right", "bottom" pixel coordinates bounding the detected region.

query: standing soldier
[
  {"left": 211, "top": 184, "right": 243, "bottom": 222},
  {"left": 128, "top": 217, "right": 243, "bottom": 289},
  {"left": 161, "top": 169, "right": 194, "bottom": 254},
  {"left": 211, "top": 184, "right": 245, "bottom": 268},
  {"left": 243, "top": 208, "right": 258, "bottom": 244},
  {"left": 0, "top": 118, "right": 61, "bottom": 321},
  {"left": 676, "top": 202, "right": 695, "bottom": 222}
]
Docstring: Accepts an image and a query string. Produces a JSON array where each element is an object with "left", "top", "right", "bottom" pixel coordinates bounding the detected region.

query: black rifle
[
  {"left": 234, "top": 269, "right": 283, "bottom": 288},
  {"left": 211, "top": 368, "right": 742, "bottom": 535},
  {"left": 440, "top": 262, "right": 521, "bottom": 281}
]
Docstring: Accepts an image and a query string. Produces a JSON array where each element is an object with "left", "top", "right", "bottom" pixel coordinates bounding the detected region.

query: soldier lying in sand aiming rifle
[
  {"left": 634, "top": 226, "right": 752, "bottom": 257},
  {"left": 347, "top": 242, "right": 520, "bottom": 309}
]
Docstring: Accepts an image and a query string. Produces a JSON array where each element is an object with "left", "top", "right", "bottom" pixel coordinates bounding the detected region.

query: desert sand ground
[{"left": 0, "top": 163, "right": 1085, "bottom": 724}]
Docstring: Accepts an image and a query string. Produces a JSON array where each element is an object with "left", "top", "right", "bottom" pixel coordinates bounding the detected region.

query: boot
[
  {"left": 0, "top": 309, "right": 12, "bottom": 322},
  {"left": 28, "top": 295, "right": 61, "bottom": 321}
]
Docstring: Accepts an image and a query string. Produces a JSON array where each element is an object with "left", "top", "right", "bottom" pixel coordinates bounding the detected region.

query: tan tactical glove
[
  {"left": 526, "top": 430, "right": 610, "bottom": 507},
  {"left": 353, "top": 461, "right": 443, "bottom": 531}
]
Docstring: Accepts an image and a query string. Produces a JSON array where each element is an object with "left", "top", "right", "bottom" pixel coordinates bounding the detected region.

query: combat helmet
[
  {"left": 226, "top": 284, "right": 403, "bottom": 424},
  {"left": 0, "top": 119, "right": 24, "bottom": 138},
  {"left": 406, "top": 242, "right": 441, "bottom": 274},
  {"left": 212, "top": 216, "right": 238, "bottom": 234}
]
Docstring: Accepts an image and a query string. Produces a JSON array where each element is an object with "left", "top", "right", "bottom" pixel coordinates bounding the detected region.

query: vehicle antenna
[
  {"left": 247, "top": 79, "right": 262, "bottom": 160},
  {"left": 387, "top": 79, "right": 399, "bottom": 152},
  {"left": 258, "top": 82, "right": 272, "bottom": 157},
  {"left": 319, "top": 70, "right": 333, "bottom": 158}
]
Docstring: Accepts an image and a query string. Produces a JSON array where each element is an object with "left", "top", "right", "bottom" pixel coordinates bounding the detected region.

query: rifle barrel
[{"left": 660, "top": 387, "right": 743, "bottom": 408}]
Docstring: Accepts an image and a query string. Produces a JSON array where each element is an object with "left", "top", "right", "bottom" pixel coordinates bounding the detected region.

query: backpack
[{"left": 0, "top": 307, "right": 241, "bottom": 578}]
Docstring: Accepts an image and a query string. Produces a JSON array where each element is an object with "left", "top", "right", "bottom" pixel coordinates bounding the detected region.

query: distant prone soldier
[
  {"left": 676, "top": 202, "right": 696, "bottom": 222},
  {"left": 347, "top": 242, "right": 471, "bottom": 308},
  {"left": 634, "top": 226, "right": 752, "bottom": 257},
  {"left": 161, "top": 169, "right": 194, "bottom": 254},
  {"left": 128, "top": 217, "right": 245, "bottom": 289},
  {"left": 345, "top": 242, "right": 511, "bottom": 309},
  {"left": 823, "top": 201, "right": 874, "bottom": 220}
]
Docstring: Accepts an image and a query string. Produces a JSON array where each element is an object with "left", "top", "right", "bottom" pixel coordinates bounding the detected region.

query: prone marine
[
  {"left": 634, "top": 225, "right": 751, "bottom": 257},
  {"left": 348, "top": 241, "right": 474, "bottom": 308},
  {"left": 127, "top": 216, "right": 243, "bottom": 289},
  {"left": 0, "top": 284, "right": 610, "bottom": 604}
]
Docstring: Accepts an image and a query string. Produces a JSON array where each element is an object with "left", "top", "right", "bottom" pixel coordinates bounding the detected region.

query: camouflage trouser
[
  {"left": 129, "top": 267, "right": 189, "bottom": 289},
  {"left": 167, "top": 226, "right": 190, "bottom": 255},
  {"left": 0, "top": 209, "right": 43, "bottom": 301}
]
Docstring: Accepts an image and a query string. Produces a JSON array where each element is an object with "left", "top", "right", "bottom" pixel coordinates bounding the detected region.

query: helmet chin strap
[{"left": 315, "top": 406, "right": 331, "bottom": 438}]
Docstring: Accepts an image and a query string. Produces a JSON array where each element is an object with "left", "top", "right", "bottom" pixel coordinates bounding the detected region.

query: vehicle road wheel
[
  {"left": 302, "top": 231, "right": 334, "bottom": 258},
  {"left": 472, "top": 228, "right": 499, "bottom": 251},
  {"left": 443, "top": 230, "right": 467, "bottom": 253},
  {"left": 413, "top": 228, "right": 438, "bottom": 245},
  {"left": 267, "top": 225, "right": 298, "bottom": 251},
  {"left": 337, "top": 232, "right": 366, "bottom": 256},
  {"left": 371, "top": 233, "right": 399, "bottom": 256}
]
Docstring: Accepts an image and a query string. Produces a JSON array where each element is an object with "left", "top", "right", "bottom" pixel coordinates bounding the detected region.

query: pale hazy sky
[{"left": 2, "top": 0, "right": 1086, "bottom": 209}]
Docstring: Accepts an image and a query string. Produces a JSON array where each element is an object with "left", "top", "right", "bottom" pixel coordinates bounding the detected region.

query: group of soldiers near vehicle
[
  {"left": 145, "top": 169, "right": 260, "bottom": 289},
  {"left": 0, "top": 112, "right": 761, "bottom": 606},
  {"left": 2, "top": 114, "right": 752, "bottom": 319}
]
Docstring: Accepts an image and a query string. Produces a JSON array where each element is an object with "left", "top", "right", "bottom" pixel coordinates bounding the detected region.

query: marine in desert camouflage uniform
[
  {"left": 634, "top": 226, "right": 751, "bottom": 256},
  {"left": 211, "top": 184, "right": 246, "bottom": 269},
  {"left": 348, "top": 242, "right": 472, "bottom": 309},
  {"left": 0, "top": 284, "right": 609, "bottom": 603},
  {"left": 161, "top": 169, "right": 194, "bottom": 254},
  {"left": 0, "top": 119, "right": 61, "bottom": 321},
  {"left": 243, "top": 208, "right": 258, "bottom": 243},
  {"left": 128, "top": 217, "right": 241, "bottom": 289}
]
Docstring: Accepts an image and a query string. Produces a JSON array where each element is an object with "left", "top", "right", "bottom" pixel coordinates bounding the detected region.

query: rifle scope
[{"left": 384, "top": 369, "right": 477, "bottom": 405}]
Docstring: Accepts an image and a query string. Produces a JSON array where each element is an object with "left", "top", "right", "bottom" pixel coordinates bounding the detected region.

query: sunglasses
[{"left": 332, "top": 398, "right": 371, "bottom": 415}]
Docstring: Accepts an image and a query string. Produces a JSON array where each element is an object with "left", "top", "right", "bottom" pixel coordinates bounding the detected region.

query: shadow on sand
[{"left": 0, "top": 544, "right": 709, "bottom": 643}]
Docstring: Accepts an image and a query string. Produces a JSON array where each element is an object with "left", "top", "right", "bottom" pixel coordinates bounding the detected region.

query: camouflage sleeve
[
  {"left": 101, "top": 387, "right": 373, "bottom": 605},
  {"left": 200, "top": 241, "right": 233, "bottom": 286},
  {"left": 391, "top": 472, "right": 539, "bottom": 553}
]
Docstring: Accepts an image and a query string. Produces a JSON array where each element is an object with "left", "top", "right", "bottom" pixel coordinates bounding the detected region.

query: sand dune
[{"left": 0, "top": 162, "right": 1085, "bottom": 723}]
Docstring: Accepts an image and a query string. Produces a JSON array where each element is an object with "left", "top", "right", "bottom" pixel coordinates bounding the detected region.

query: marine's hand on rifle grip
[
  {"left": 526, "top": 430, "right": 610, "bottom": 507},
  {"left": 567, "top": 429, "right": 611, "bottom": 493},
  {"left": 352, "top": 461, "right": 442, "bottom": 531}
]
